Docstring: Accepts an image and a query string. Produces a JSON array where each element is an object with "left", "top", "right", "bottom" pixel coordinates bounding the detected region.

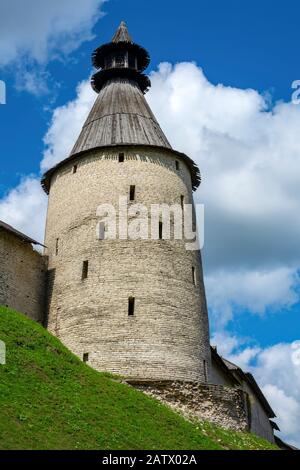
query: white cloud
[
  {"left": 0, "top": 176, "right": 47, "bottom": 243},
  {"left": 0, "top": 0, "right": 106, "bottom": 67},
  {"left": 211, "top": 331, "right": 248, "bottom": 357},
  {"left": 0, "top": 0, "right": 106, "bottom": 95},
  {"left": 206, "top": 267, "right": 300, "bottom": 326},
  {"left": 147, "top": 62, "right": 300, "bottom": 320},
  {"left": 15, "top": 68, "right": 51, "bottom": 97},
  {"left": 148, "top": 63, "right": 300, "bottom": 270},
  {"left": 263, "top": 384, "right": 300, "bottom": 446}
]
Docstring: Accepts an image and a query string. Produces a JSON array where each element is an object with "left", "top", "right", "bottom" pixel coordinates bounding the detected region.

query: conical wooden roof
[
  {"left": 41, "top": 22, "right": 201, "bottom": 193},
  {"left": 70, "top": 22, "right": 167, "bottom": 152},
  {"left": 70, "top": 78, "right": 171, "bottom": 154}
]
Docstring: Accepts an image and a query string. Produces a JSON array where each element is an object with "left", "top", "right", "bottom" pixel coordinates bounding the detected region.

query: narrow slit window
[
  {"left": 128, "top": 297, "right": 135, "bottom": 316},
  {"left": 82, "top": 260, "right": 89, "bottom": 280},
  {"left": 203, "top": 360, "right": 208, "bottom": 382},
  {"left": 55, "top": 238, "right": 59, "bottom": 256},
  {"left": 129, "top": 185, "right": 135, "bottom": 201},
  {"left": 72, "top": 164, "right": 78, "bottom": 174},
  {"left": 159, "top": 221, "right": 163, "bottom": 240},
  {"left": 98, "top": 222, "right": 106, "bottom": 240},
  {"left": 83, "top": 353, "right": 89, "bottom": 363},
  {"left": 175, "top": 160, "right": 180, "bottom": 171},
  {"left": 192, "top": 266, "right": 197, "bottom": 286},
  {"left": 180, "top": 195, "right": 184, "bottom": 210},
  {"left": 119, "top": 153, "right": 125, "bottom": 163}
]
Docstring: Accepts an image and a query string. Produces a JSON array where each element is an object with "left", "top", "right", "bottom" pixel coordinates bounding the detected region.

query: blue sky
[
  {"left": 0, "top": 0, "right": 300, "bottom": 444},
  {"left": 1, "top": 0, "right": 299, "bottom": 194}
]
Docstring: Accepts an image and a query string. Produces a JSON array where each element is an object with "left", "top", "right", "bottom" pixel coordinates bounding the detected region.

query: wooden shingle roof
[
  {"left": 41, "top": 22, "right": 201, "bottom": 193},
  {"left": 70, "top": 79, "right": 171, "bottom": 154}
]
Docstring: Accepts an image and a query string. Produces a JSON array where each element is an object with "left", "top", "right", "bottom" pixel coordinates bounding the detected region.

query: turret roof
[
  {"left": 71, "top": 79, "right": 171, "bottom": 153},
  {"left": 112, "top": 21, "right": 133, "bottom": 43},
  {"left": 41, "top": 22, "right": 201, "bottom": 193}
]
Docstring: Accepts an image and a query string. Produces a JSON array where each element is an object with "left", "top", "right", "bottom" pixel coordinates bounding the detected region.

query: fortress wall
[
  {"left": 127, "top": 380, "right": 250, "bottom": 432},
  {"left": 44, "top": 146, "right": 211, "bottom": 381},
  {"left": 0, "top": 230, "right": 47, "bottom": 322}
]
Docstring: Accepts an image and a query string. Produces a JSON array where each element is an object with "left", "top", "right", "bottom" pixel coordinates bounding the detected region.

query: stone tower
[{"left": 42, "top": 22, "right": 211, "bottom": 382}]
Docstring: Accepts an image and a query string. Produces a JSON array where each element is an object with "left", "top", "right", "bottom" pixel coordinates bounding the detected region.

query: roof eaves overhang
[
  {"left": 41, "top": 144, "right": 201, "bottom": 194},
  {"left": 244, "top": 372, "right": 276, "bottom": 418},
  {"left": 210, "top": 347, "right": 242, "bottom": 386}
]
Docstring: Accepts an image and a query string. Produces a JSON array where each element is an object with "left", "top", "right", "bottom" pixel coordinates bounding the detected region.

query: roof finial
[
  {"left": 91, "top": 21, "right": 151, "bottom": 94},
  {"left": 112, "top": 21, "right": 133, "bottom": 43}
]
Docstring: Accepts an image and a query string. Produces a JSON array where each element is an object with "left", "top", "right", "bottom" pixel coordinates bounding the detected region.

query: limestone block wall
[
  {"left": 0, "top": 230, "right": 46, "bottom": 322},
  {"left": 44, "top": 146, "right": 211, "bottom": 381},
  {"left": 127, "top": 380, "right": 249, "bottom": 432}
]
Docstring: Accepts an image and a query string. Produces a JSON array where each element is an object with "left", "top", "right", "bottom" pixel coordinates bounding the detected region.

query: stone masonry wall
[
  {"left": 127, "top": 380, "right": 249, "bottom": 432},
  {"left": 44, "top": 146, "right": 211, "bottom": 381},
  {"left": 0, "top": 230, "right": 47, "bottom": 322}
]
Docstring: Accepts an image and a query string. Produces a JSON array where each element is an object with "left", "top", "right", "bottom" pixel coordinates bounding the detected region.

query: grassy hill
[{"left": 0, "top": 306, "right": 277, "bottom": 450}]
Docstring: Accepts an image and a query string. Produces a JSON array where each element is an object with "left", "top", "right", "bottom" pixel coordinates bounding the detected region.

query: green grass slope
[{"left": 0, "top": 306, "right": 277, "bottom": 450}]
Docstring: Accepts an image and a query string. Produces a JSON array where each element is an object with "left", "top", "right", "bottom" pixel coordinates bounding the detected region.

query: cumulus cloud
[
  {"left": 148, "top": 63, "right": 300, "bottom": 271},
  {"left": 263, "top": 384, "right": 300, "bottom": 446},
  {"left": 0, "top": 0, "right": 106, "bottom": 67},
  {"left": 147, "top": 62, "right": 300, "bottom": 321},
  {"left": 206, "top": 267, "right": 300, "bottom": 326},
  {"left": 0, "top": 0, "right": 106, "bottom": 94},
  {"left": 0, "top": 176, "right": 47, "bottom": 243}
]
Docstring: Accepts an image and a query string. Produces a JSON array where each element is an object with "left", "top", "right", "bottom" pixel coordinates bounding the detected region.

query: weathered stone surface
[
  {"left": 44, "top": 146, "right": 211, "bottom": 381},
  {"left": 0, "top": 230, "right": 46, "bottom": 322},
  {"left": 126, "top": 380, "right": 249, "bottom": 432}
]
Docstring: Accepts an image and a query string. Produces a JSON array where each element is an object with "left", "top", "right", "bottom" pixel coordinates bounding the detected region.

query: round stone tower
[{"left": 42, "top": 22, "right": 211, "bottom": 382}]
